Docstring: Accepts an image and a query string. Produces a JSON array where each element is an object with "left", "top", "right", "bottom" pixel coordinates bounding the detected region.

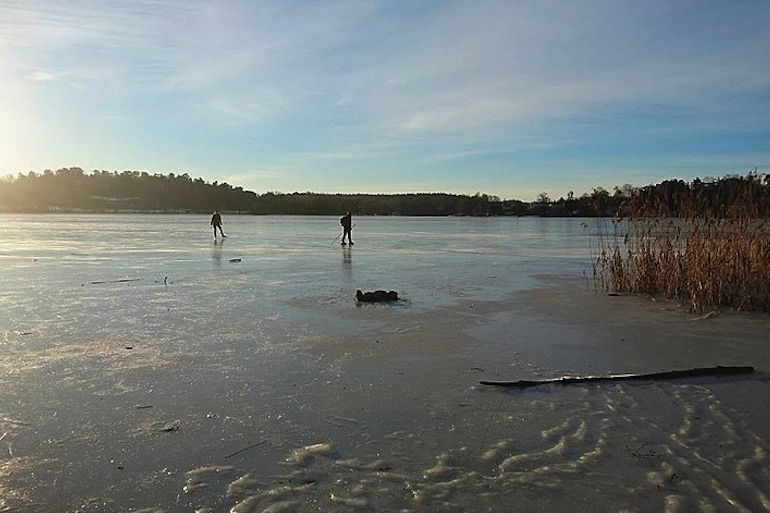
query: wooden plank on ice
[{"left": 479, "top": 366, "right": 755, "bottom": 388}]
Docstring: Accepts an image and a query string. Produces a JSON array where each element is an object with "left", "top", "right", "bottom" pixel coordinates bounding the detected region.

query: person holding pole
[{"left": 340, "top": 211, "right": 354, "bottom": 246}]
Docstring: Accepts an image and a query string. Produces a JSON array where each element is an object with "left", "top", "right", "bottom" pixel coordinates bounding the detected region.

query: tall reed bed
[{"left": 592, "top": 175, "right": 770, "bottom": 312}]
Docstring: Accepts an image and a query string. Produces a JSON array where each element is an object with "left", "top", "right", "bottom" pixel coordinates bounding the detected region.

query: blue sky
[{"left": 1, "top": 0, "right": 768, "bottom": 201}]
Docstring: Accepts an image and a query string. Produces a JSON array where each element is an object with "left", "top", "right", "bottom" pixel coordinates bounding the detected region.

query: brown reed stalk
[{"left": 592, "top": 174, "right": 770, "bottom": 312}]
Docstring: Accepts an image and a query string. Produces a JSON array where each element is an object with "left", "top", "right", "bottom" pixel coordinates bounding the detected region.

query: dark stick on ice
[
  {"left": 91, "top": 278, "right": 140, "bottom": 284},
  {"left": 479, "top": 365, "right": 755, "bottom": 388},
  {"left": 224, "top": 440, "right": 267, "bottom": 460}
]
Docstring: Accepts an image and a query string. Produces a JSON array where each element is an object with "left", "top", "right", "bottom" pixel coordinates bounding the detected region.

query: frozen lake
[
  {"left": 1, "top": 213, "right": 593, "bottom": 309},
  {"left": 1, "top": 214, "right": 768, "bottom": 512}
]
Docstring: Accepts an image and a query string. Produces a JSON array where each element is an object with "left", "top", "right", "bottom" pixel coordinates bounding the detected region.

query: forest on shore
[{"left": 1, "top": 167, "right": 768, "bottom": 217}]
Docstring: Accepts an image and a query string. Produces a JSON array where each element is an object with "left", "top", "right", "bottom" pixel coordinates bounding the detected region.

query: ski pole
[{"left": 333, "top": 223, "right": 355, "bottom": 244}]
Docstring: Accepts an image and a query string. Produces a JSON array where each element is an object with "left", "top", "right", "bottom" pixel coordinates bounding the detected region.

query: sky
[{"left": 1, "top": 1, "right": 769, "bottom": 201}]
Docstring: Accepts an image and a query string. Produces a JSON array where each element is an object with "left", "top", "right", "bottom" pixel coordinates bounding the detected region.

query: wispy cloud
[
  {"left": 25, "top": 70, "right": 55, "bottom": 82},
  {"left": 6, "top": 1, "right": 768, "bottom": 128},
  {"left": 339, "top": 1, "right": 770, "bottom": 137},
  {"left": 1, "top": 0, "right": 769, "bottom": 195}
]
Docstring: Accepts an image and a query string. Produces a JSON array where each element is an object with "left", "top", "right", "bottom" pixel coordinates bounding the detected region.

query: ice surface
[
  {"left": 0, "top": 214, "right": 593, "bottom": 351},
  {"left": 1, "top": 214, "right": 768, "bottom": 513}
]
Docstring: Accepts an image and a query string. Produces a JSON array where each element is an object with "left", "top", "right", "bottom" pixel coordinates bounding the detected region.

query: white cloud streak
[
  {"left": 1, "top": 0, "right": 769, "bottom": 191},
  {"left": 346, "top": 1, "right": 770, "bottom": 137},
  {"left": 4, "top": 1, "right": 768, "bottom": 126}
]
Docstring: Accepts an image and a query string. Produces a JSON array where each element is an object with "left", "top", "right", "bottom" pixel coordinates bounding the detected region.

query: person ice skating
[
  {"left": 211, "top": 210, "right": 226, "bottom": 238},
  {"left": 340, "top": 211, "right": 353, "bottom": 245}
]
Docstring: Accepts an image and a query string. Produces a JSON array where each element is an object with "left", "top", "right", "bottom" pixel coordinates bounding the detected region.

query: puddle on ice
[{"left": 1, "top": 215, "right": 769, "bottom": 512}]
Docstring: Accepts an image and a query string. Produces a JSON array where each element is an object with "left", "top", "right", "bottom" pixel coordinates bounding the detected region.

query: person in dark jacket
[
  {"left": 211, "top": 210, "right": 226, "bottom": 238},
  {"left": 340, "top": 211, "right": 353, "bottom": 245}
]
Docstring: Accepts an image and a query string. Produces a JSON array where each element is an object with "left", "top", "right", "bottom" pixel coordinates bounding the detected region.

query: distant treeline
[
  {"left": 0, "top": 168, "right": 504, "bottom": 215},
  {"left": 1, "top": 167, "right": 768, "bottom": 217}
]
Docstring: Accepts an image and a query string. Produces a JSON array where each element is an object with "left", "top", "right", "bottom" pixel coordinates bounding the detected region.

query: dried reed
[{"left": 592, "top": 175, "right": 770, "bottom": 312}]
